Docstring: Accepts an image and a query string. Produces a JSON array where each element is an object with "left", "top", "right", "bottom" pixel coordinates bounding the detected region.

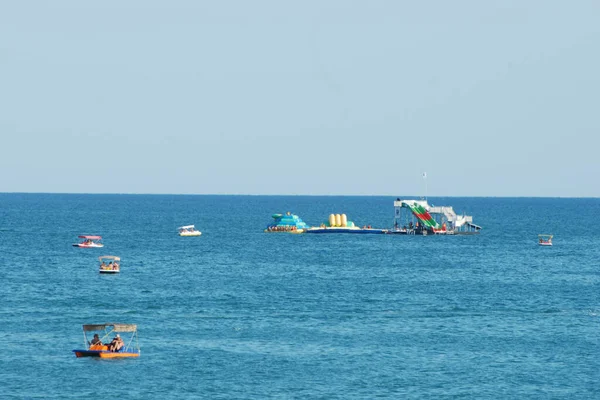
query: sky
[{"left": 1, "top": 1, "right": 599, "bottom": 196}]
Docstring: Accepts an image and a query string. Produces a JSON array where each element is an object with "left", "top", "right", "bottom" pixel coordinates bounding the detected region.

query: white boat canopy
[
  {"left": 178, "top": 225, "right": 195, "bottom": 230},
  {"left": 82, "top": 323, "right": 137, "bottom": 332},
  {"left": 98, "top": 256, "right": 120, "bottom": 262}
]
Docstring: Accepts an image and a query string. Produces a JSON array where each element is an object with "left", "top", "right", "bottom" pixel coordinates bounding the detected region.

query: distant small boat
[
  {"left": 73, "top": 323, "right": 140, "bottom": 359},
  {"left": 178, "top": 225, "right": 201, "bottom": 237},
  {"left": 538, "top": 234, "right": 553, "bottom": 246},
  {"left": 73, "top": 235, "right": 104, "bottom": 248},
  {"left": 99, "top": 255, "right": 120, "bottom": 274}
]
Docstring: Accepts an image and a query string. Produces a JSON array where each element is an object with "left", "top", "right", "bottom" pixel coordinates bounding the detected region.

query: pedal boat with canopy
[
  {"left": 538, "top": 234, "right": 553, "bottom": 246},
  {"left": 99, "top": 256, "right": 120, "bottom": 274},
  {"left": 73, "top": 235, "right": 104, "bottom": 248},
  {"left": 178, "top": 225, "right": 202, "bottom": 236},
  {"left": 73, "top": 323, "right": 140, "bottom": 358}
]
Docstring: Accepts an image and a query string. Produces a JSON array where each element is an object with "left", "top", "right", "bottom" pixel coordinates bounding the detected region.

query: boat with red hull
[
  {"left": 538, "top": 234, "right": 553, "bottom": 246},
  {"left": 73, "top": 235, "right": 104, "bottom": 248}
]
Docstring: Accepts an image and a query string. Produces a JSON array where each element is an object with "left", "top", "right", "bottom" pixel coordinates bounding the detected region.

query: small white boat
[
  {"left": 538, "top": 234, "right": 553, "bottom": 246},
  {"left": 178, "top": 225, "right": 201, "bottom": 237},
  {"left": 99, "top": 255, "right": 120, "bottom": 274}
]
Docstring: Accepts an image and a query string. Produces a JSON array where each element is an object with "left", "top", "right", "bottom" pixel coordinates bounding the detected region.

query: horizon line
[{"left": 1, "top": 191, "right": 598, "bottom": 199}]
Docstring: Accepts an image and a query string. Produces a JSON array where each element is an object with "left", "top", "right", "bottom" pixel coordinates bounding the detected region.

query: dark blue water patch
[{"left": 1, "top": 194, "right": 600, "bottom": 398}]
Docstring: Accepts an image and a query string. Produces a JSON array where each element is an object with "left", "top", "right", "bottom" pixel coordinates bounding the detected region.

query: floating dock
[{"left": 304, "top": 213, "right": 386, "bottom": 234}]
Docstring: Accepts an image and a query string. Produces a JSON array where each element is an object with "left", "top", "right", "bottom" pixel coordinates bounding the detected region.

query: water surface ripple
[{"left": 1, "top": 194, "right": 599, "bottom": 398}]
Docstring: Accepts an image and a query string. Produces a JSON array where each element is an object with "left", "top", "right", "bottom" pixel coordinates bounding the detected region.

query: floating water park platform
[
  {"left": 265, "top": 212, "right": 385, "bottom": 234},
  {"left": 265, "top": 212, "right": 309, "bottom": 233},
  {"left": 264, "top": 201, "right": 480, "bottom": 236},
  {"left": 304, "top": 213, "right": 385, "bottom": 234},
  {"left": 389, "top": 199, "right": 481, "bottom": 235}
]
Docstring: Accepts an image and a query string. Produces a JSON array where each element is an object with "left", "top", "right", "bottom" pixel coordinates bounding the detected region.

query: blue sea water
[{"left": 1, "top": 194, "right": 599, "bottom": 399}]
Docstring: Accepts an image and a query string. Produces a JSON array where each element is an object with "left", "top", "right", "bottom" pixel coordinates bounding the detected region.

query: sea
[{"left": 1, "top": 194, "right": 599, "bottom": 399}]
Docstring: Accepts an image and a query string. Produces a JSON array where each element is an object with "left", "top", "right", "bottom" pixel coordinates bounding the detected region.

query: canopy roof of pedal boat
[
  {"left": 82, "top": 323, "right": 137, "bottom": 332},
  {"left": 78, "top": 235, "right": 102, "bottom": 239},
  {"left": 178, "top": 225, "right": 195, "bottom": 230},
  {"left": 98, "top": 255, "right": 120, "bottom": 262},
  {"left": 538, "top": 234, "right": 553, "bottom": 238}
]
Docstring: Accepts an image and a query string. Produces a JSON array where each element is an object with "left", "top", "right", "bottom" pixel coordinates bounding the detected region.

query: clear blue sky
[{"left": 1, "top": 1, "right": 598, "bottom": 196}]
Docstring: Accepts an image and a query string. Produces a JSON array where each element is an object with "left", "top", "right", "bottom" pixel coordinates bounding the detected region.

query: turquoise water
[{"left": 1, "top": 194, "right": 599, "bottom": 398}]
